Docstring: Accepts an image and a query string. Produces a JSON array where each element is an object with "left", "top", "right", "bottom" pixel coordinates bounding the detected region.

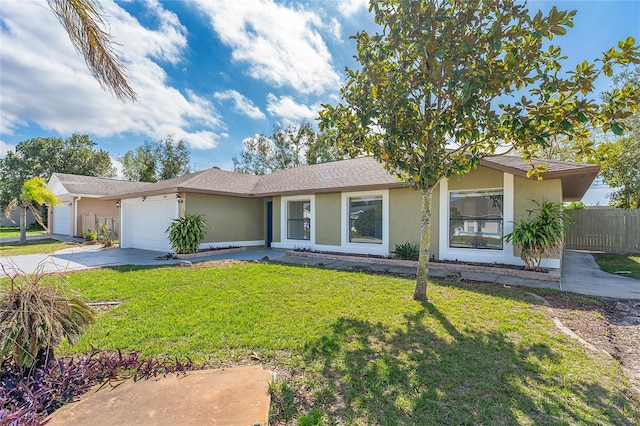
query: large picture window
[
  {"left": 349, "top": 195, "right": 383, "bottom": 244},
  {"left": 287, "top": 200, "right": 311, "bottom": 240},
  {"left": 450, "top": 190, "right": 503, "bottom": 250}
]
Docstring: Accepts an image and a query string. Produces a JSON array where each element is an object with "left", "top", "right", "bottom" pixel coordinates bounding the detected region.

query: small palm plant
[
  {"left": 0, "top": 263, "right": 94, "bottom": 371},
  {"left": 166, "top": 214, "right": 209, "bottom": 254},
  {"left": 504, "top": 199, "right": 571, "bottom": 270}
]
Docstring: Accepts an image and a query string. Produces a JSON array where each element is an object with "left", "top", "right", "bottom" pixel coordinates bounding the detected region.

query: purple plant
[{"left": 0, "top": 349, "right": 204, "bottom": 425}]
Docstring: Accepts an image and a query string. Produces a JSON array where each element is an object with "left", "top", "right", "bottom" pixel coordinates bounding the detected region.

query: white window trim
[
  {"left": 438, "top": 173, "right": 559, "bottom": 268},
  {"left": 276, "top": 195, "right": 315, "bottom": 249},
  {"left": 341, "top": 190, "right": 389, "bottom": 257}
]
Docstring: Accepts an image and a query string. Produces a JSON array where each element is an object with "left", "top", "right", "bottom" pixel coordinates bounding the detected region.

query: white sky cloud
[
  {"left": 337, "top": 0, "right": 369, "bottom": 16},
  {"left": 0, "top": 141, "right": 16, "bottom": 158},
  {"left": 193, "top": 0, "right": 340, "bottom": 95},
  {"left": 213, "top": 90, "right": 266, "bottom": 120},
  {"left": 0, "top": 0, "right": 223, "bottom": 149},
  {"left": 266, "top": 94, "right": 320, "bottom": 121}
]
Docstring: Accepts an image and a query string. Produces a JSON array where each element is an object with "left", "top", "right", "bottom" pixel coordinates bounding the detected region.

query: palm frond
[{"left": 47, "top": 0, "right": 137, "bottom": 102}]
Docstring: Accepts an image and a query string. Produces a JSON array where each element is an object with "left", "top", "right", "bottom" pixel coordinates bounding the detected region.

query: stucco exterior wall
[
  {"left": 389, "top": 187, "right": 421, "bottom": 250},
  {"left": 448, "top": 166, "right": 503, "bottom": 191},
  {"left": 513, "top": 176, "right": 563, "bottom": 258},
  {"left": 185, "top": 193, "right": 264, "bottom": 244},
  {"left": 315, "top": 193, "right": 341, "bottom": 246}
]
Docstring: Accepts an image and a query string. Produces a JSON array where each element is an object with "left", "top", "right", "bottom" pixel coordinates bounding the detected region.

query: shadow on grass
[{"left": 302, "top": 302, "right": 638, "bottom": 424}]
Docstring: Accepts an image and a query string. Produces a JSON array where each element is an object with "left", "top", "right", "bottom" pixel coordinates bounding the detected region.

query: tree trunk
[
  {"left": 414, "top": 186, "right": 434, "bottom": 301},
  {"left": 19, "top": 205, "right": 27, "bottom": 244}
]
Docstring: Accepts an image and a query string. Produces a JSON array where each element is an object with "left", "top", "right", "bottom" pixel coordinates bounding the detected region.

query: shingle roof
[
  {"left": 78, "top": 155, "right": 599, "bottom": 201},
  {"left": 51, "top": 173, "right": 152, "bottom": 196}
]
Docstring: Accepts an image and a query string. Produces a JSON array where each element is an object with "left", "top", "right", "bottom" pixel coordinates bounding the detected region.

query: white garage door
[
  {"left": 52, "top": 204, "right": 71, "bottom": 235},
  {"left": 122, "top": 196, "right": 177, "bottom": 252}
]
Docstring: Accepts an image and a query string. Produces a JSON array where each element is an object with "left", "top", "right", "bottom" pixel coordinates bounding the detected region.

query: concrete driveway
[
  {"left": 561, "top": 250, "right": 640, "bottom": 299},
  {"left": 0, "top": 237, "right": 285, "bottom": 277}
]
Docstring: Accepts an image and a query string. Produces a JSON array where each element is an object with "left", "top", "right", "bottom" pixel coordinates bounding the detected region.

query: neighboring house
[
  {"left": 1, "top": 208, "right": 36, "bottom": 227},
  {"left": 94, "top": 156, "right": 599, "bottom": 269},
  {"left": 47, "top": 173, "right": 150, "bottom": 237}
]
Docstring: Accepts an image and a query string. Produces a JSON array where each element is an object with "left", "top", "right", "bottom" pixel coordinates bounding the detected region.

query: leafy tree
[
  {"left": 233, "top": 120, "right": 345, "bottom": 175},
  {"left": 158, "top": 137, "right": 191, "bottom": 181},
  {"left": 319, "top": 0, "right": 640, "bottom": 301},
  {"left": 119, "top": 136, "right": 191, "bottom": 182},
  {"left": 0, "top": 135, "right": 115, "bottom": 210},
  {"left": 47, "top": 0, "right": 136, "bottom": 101},
  {"left": 4, "top": 177, "right": 60, "bottom": 244},
  {"left": 594, "top": 136, "right": 640, "bottom": 208}
]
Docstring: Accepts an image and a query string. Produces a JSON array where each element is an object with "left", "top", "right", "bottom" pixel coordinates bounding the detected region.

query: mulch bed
[{"left": 541, "top": 292, "right": 640, "bottom": 392}]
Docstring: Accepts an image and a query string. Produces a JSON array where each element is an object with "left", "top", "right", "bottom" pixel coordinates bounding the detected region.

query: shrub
[
  {"left": 84, "top": 229, "right": 97, "bottom": 241},
  {"left": 392, "top": 241, "right": 419, "bottom": 260},
  {"left": 99, "top": 223, "right": 113, "bottom": 247},
  {"left": 503, "top": 199, "right": 571, "bottom": 270},
  {"left": 565, "top": 201, "right": 586, "bottom": 210},
  {"left": 166, "top": 214, "right": 209, "bottom": 254},
  {"left": 0, "top": 349, "right": 203, "bottom": 424},
  {"left": 0, "top": 264, "right": 94, "bottom": 371}
]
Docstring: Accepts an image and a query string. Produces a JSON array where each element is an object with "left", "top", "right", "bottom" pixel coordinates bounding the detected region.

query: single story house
[
  {"left": 92, "top": 156, "right": 599, "bottom": 269},
  {"left": 47, "top": 173, "right": 150, "bottom": 237}
]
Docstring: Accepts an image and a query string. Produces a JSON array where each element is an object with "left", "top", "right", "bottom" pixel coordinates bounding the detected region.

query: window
[
  {"left": 349, "top": 195, "right": 383, "bottom": 244},
  {"left": 287, "top": 200, "right": 311, "bottom": 240},
  {"left": 450, "top": 190, "right": 503, "bottom": 250}
]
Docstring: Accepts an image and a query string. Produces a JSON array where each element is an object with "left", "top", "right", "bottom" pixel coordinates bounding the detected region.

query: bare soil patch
[{"left": 542, "top": 292, "right": 640, "bottom": 392}]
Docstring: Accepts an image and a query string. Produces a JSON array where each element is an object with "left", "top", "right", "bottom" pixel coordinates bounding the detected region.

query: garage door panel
[
  {"left": 123, "top": 198, "right": 176, "bottom": 252},
  {"left": 52, "top": 204, "right": 71, "bottom": 235}
]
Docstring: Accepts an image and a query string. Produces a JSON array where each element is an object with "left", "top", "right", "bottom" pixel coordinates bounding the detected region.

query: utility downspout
[{"left": 74, "top": 196, "right": 82, "bottom": 237}]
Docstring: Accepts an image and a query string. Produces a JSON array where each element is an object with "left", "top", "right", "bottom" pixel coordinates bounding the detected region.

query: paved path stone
[{"left": 47, "top": 366, "right": 273, "bottom": 426}]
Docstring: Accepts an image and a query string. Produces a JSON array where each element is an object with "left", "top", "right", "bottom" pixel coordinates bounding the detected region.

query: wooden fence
[{"left": 565, "top": 209, "right": 640, "bottom": 253}]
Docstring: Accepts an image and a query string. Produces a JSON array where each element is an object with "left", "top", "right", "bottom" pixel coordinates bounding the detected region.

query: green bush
[
  {"left": 392, "top": 241, "right": 419, "bottom": 260},
  {"left": 84, "top": 229, "right": 97, "bottom": 241},
  {"left": 0, "top": 266, "right": 94, "bottom": 370},
  {"left": 166, "top": 214, "right": 209, "bottom": 254},
  {"left": 99, "top": 223, "right": 114, "bottom": 247},
  {"left": 504, "top": 199, "right": 571, "bottom": 270},
  {"left": 565, "top": 201, "right": 586, "bottom": 210}
]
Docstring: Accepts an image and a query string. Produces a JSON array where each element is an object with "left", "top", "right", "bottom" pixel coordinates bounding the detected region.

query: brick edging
[{"left": 285, "top": 251, "right": 560, "bottom": 282}]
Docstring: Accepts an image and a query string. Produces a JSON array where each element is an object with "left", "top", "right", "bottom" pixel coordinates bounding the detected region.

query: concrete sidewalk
[{"left": 561, "top": 250, "right": 640, "bottom": 299}]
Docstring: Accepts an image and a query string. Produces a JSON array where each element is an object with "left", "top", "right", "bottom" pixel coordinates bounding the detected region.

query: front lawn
[
  {"left": 0, "top": 225, "right": 45, "bottom": 238},
  {"left": 594, "top": 253, "right": 640, "bottom": 280},
  {"left": 0, "top": 239, "right": 70, "bottom": 256},
  {"left": 57, "top": 262, "right": 639, "bottom": 424}
]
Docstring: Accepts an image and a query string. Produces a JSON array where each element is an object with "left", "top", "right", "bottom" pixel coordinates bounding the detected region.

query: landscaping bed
[{"left": 286, "top": 250, "right": 561, "bottom": 282}]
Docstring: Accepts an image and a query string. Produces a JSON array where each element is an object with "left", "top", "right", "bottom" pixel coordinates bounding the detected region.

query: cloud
[
  {"left": 266, "top": 94, "right": 320, "bottom": 121},
  {"left": 0, "top": 141, "right": 16, "bottom": 158},
  {"left": 337, "top": 0, "right": 369, "bottom": 16},
  {"left": 0, "top": 0, "right": 223, "bottom": 149},
  {"left": 213, "top": 90, "right": 266, "bottom": 120},
  {"left": 192, "top": 0, "right": 340, "bottom": 95}
]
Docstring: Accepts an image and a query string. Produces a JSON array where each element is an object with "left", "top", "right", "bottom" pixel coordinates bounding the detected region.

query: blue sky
[{"left": 1, "top": 0, "right": 639, "bottom": 192}]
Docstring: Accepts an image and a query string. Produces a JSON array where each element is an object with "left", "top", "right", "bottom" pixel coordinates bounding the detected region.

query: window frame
[
  {"left": 280, "top": 195, "right": 315, "bottom": 247},
  {"left": 341, "top": 190, "right": 389, "bottom": 256},
  {"left": 449, "top": 189, "right": 504, "bottom": 250}
]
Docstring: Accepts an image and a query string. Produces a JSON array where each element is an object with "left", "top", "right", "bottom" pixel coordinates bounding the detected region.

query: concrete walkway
[
  {"left": 47, "top": 366, "right": 273, "bottom": 426},
  {"left": 561, "top": 250, "right": 640, "bottom": 299}
]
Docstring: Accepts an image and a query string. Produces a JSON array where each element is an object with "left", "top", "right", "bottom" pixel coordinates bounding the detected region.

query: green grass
[
  {"left": 56, "top": 263, "right": 639, "bottom": 424},
  {"left": 0, "top": 239, "right": 70, "bottom": 256},
  {"left": 0, "top": 225, "right": 45, "bottom": 238},
  {"left": 594, "top": 253, "right": 640, "bottom": 280}
]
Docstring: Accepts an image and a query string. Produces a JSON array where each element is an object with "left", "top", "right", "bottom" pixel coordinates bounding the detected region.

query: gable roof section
[
  {"left": 253, "top": 157, "right": 404, "bottom": 196},
  {"left": 95, "top": 155, "right": 599, "bottom": 202},
  {"left": 481, "top": 156, "right": 600, "bottom": 201},
  {"left": 50, "top": 173, "right": 152, "bottom": 197}
]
